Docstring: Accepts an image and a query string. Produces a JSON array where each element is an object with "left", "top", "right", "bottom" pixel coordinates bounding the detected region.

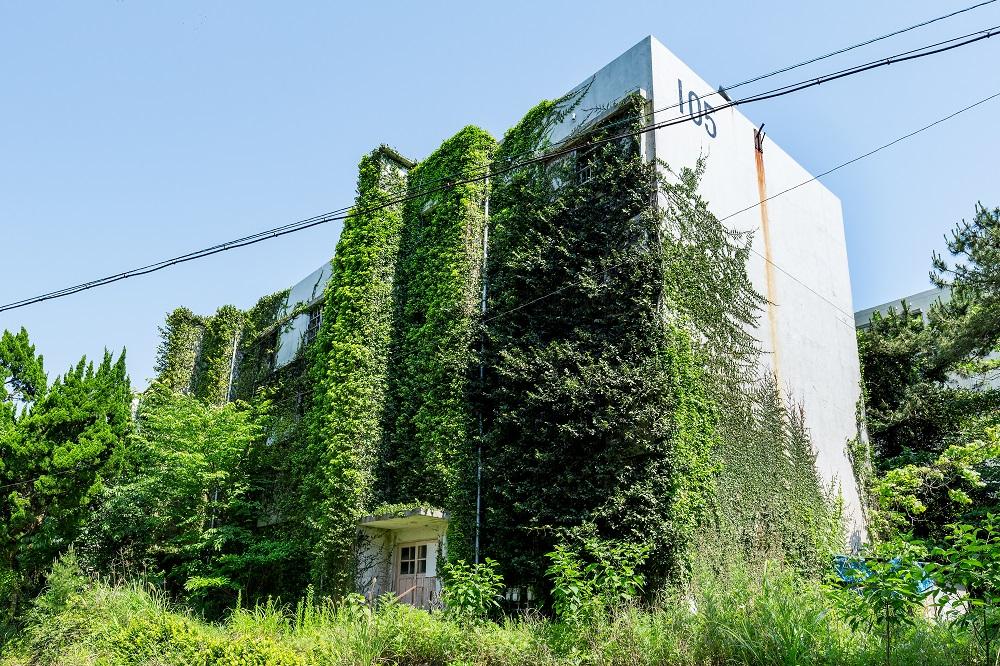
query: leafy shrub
[
  {"left": 928, "top": 515, "right": 1000, "bottom": 665},
  {"left": 545, "top": 537, "right": 649, "bottom": 626},
  {"left": 441, "top": 558, "right": 504, "bottom": 623},
  {"left": 832, "top": 539, "right": 934, "bottom": 665}
]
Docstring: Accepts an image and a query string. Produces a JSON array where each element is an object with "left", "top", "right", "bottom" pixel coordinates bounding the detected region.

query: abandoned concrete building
[{"left": 159, "top": 36, "right": 867, "bottom": 606}]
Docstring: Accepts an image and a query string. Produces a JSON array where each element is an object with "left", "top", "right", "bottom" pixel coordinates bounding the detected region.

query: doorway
[{"left": 395, "top": 541, "right": 434, "bottom": 607}]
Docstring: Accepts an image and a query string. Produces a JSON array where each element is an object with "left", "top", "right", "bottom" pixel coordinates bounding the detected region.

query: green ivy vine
[
  {"left": 305, "top": 146, "right": 412, "bottom": 592},
  {"left": 378, "top": 126, "right": 496, "bottom": 563}
]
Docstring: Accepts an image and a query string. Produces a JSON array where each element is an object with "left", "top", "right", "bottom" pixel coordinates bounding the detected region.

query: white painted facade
[
  {"left": 273, "top": 262, "right": 331, "bottom": 369},
  {"left": 269, "top": 36, "right": 868, "bottom": 553},
  {"left": 547, "top": 36, "right": 866, "bottom": 544}
]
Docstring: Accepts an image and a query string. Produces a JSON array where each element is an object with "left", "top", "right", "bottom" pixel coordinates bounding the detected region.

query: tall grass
[{"left": 0, "top": 555, "right": 974, "bottom": 666}]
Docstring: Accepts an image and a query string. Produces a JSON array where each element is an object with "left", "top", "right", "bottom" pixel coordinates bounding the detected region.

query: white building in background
[
  {"left": 259, "top": 36, "right": 868, "bottom": 587},
  {"left": 854, "top": 287, "right": 947, "bottom": 330},
  {"left": 855, "top": 286, "right": 1000, "bottom": 390}
]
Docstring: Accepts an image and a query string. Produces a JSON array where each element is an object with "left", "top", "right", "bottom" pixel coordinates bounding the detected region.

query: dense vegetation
[
  {"left": 1, "top": 83, "right": 998, "bottom": 662},
  {"left": 854, "top": 205, "right": 1000, "bottom": 541},
  {"left": 0, "top": 548, "right": 984, "bottom": 666}
]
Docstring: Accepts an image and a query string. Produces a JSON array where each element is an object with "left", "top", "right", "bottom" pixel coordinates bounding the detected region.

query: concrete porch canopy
[{"left": 359, "top": 507, "right": 449, "bottom": 531}]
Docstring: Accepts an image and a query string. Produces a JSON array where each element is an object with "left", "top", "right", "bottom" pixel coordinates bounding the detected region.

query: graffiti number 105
[{"left": 678, "top": 80, "right": 718, "bottom": 139}]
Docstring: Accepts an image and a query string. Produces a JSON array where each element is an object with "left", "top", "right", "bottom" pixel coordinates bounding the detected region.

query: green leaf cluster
[
  {"left": 0, "top": 340, "right": 130, "bottom": 616},
  {"left": 305, "top": 145, "right": 412, "bottom": 593}
]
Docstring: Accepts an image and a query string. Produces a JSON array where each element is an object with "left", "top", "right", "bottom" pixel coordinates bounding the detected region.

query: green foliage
[
  {"left": 230, "top": 289, "right": 290, "bottom": 401},
  {"left": 834, "top": 540, "right": 934, "bottom": 666},
  {"left": 858, "top": 204, "right": 1000, "bottom": 543},
  {"left": 927, "top": 515, "right": 1000, "bottom": 664},
  {"left": 130, "top": 96, "right": 838, "bottom": 615},
  {"left": 545, "top": 537, "right": 648, "bottom": 626},
  {"left": 192, "top": 305, "right": 244, "bottom": 406},
  {"left": 484, "top": 97, "right": 705, "bottom": 587},
  {"left": 484, "top": 94, "right": 833, "bottom": 590},
  {"left": 3, "top": 558, "right": 976, "bottom": 666},
  {"left": 380, "top": 126, "right": 496, "bottom": 562},
  {"left": 711, "top": 378, "right": 845, "bottom": 575},
  {"left": 305, "top": 146, "right": 412, "bottom": 593},
  {"left": 440, "top": 558, "right": 504, "bottom": 623},
  {"left": 658, "top": 159, "right": 765, "bottom": 376},
  {"left": 76, "top": 384, "right": 264, "bottom": 615},
  {"left": 857, "top": 305, "right": 999, "bottom": 472},
  {"left": 874, "top": 425, "right": 1000, "bottom": 537},
  {"left": 155, "top": 307, "right": 204, "bottom": 394},
  {"left": 0, "top": 328, "right": 46, "bottom": 406},
  {"left": 0, "top": 342, "right": 130, "bottom": 616},
  {"left": 858, "top": 304, "right": 1000, "bottom": 538},
  {"left": 932, "top": 203, "right": 1000, "bottom": 369}
]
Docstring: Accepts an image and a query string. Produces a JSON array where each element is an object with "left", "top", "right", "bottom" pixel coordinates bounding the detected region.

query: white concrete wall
[
  {"left": 648, "top": 36, "right": 865, "bottom": 545},
  {"left": 355, "top": 523, "right": 447, "bottom": 601},
  {"left": 548, "top": 36, "right": 866, "bottom": 545},
  {"left": 274, "top": 262, "right": 331, "bottom": 368}
]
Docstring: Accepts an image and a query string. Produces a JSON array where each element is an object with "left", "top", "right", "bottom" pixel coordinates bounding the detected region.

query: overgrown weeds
[{"left": 0, "top": 554, "right": 976, "bottom": 666}]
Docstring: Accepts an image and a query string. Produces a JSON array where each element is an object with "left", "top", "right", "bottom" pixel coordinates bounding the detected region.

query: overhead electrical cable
[
  {"left": 481, "top": 88, "right": 1000, "bottom": 328},
  {"left": 1, "top": 24, "right": 998, "bottom": 313},
  {"left": 720, "top": 0, "right": 997, "bottom": 91},
  {"left": 381, "top": 21, "right": 1000, "bottom": 199}
]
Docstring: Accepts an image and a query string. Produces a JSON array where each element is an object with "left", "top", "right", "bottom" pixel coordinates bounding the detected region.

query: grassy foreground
[{"left": 1, "top": 559, "right": 970, "bottom": 666}]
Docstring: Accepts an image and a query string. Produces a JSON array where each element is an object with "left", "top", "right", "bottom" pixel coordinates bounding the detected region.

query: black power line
[
  {"left": 1, "top": 24, "right": 998, "bottom": 314},
  {"left": 721, "top": 0, "right": 998, "bottom": 92},
  {"left": 482, "top": 89, "right": 1000, "bottom": 328}
]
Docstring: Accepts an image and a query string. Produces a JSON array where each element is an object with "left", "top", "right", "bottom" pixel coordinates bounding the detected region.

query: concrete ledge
[{"left": 359, "top": 507, "right": 449, "bottom": 530}]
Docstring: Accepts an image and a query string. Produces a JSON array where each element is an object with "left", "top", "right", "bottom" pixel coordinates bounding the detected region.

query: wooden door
[{"left": 395, "top": 542, "right": 433, "bottom": 607}]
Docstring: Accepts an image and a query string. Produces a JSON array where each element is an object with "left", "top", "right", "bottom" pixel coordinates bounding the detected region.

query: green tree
[
  {"left": 857, "top": 203, "right": 1000, "bottom": 538},
  {"left": 857, "top": 305, "right": 998, "bottom": 471},
  {"left": 932, "top": 203, "right": 1000, "bottom": 372},
  {"left": 836, "top": 539, "right": 933, "bottom": 666},
  {"left": 0, "top": 345, "right": 130, "bottom": 615},
  {"left": 78, "top": 383, "right": 265, "bottom": 615},
  {"left": 874, "top": 424, "right": 1000, "bottom": 539}
]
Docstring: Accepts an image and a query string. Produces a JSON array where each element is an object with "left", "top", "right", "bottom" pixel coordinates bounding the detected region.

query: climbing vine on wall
[
  {"left": 305, "top": 147, "right": 412, "bottom": 593},
  {"left": 154, "top": 307, "right": 204, "bottom": 394},
  {"left": 480, "top": 95, "right": 719, "bottom": 585},
  {"left": 480, "top": 92, "right": 839, "bottom": 589},
  {"left": 150, "top": 93, "right": 841, "bottom": 600},
  {"left": 378, "top": 127, "right": 496, "bottom": 563},
  {"left": 192, "top": 305, "right": 245, "bottom": 406},
  {"left": 229, "top": 290, "right": 289, "bottom": 402}
]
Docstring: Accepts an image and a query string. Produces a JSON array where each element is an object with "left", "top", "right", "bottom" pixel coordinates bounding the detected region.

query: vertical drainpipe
[
  {"left": 225, "top": 328, "right": 241, "bottom": 403},
  {"left": 475, "top": 177, "right": 489, "bottom": 565},
  {"left": 753, "top": 126, "right": 783, "bottom": 390}
]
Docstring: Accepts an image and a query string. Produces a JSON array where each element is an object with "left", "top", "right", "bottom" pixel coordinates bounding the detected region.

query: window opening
[
  {"left": 304, "top": 306, "right": 322, "bottom": 346},
  {"left": 399, "top": 544, "right": 428, "bottom": 575}
]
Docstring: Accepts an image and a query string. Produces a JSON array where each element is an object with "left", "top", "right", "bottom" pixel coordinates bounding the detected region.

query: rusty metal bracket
[{"left": 754, "top": 123, "right": 767, "bottom": 153}]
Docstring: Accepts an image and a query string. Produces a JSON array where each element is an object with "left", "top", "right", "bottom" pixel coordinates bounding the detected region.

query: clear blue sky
[{"left": 2, "top": 1, "right": 999, "bottom": 387}]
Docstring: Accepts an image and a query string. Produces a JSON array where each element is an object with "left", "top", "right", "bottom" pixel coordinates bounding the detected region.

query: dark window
[
  {"left": 304, "top": 306, "right": 322, "bottom": 346},
  {"left": 575, "top": 144, "right": 598, "bottom": 184},
  {"left": 399, "top": 544, "right": 428, "bottom": 575}
]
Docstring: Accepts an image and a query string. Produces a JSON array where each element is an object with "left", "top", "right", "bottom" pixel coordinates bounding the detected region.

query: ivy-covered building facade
[{"left": 155, "top": 36, "right": 866, "bottom": 606}]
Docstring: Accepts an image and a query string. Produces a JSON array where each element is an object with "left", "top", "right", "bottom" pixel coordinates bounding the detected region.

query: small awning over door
[{"left": 357, "top": 507, "right": 449, "bottom": 609}]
